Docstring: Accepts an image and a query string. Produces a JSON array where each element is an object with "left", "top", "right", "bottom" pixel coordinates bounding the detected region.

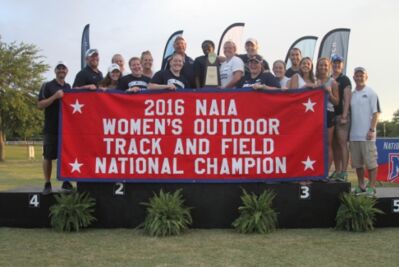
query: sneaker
[
  {"left": 43, "top": 182, "right": 52, "bottom": 195},
  {"left": 61, "top": 181, "right": 74, "bottom": 192},
  {"left": 353, "top": 186, "right": 366, "bottom": 195},
  {"left": 365, "top": 186, "right": 376, "bottom": 197},
  {"left": 328, "top": 171, "right": 338, "bottom": 180},
  {"left": 335, "top": 171, "right": 348, "bottom": 182}
]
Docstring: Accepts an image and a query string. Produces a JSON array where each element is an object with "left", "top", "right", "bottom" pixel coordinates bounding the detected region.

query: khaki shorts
[{"left": 350, "top": 141, "right": 378, "bottom": 169}]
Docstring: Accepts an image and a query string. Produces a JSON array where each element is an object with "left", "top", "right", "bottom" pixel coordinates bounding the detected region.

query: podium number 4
[
  {"left": 114, "top": 183, "right": 125, "bottom": 196},
  {"left": 393, "top": 199, "right": 399, "bottom": 213},
  {"left": 300, "top": 185, "right": 311, "bottom": 200},
  {"left": 29, "top": 194, "right": 40, "bottom": 208}
]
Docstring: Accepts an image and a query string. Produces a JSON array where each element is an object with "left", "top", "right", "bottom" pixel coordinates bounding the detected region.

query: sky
[{"left": 0, "top": 0, "right": 398, "bottom": 120}]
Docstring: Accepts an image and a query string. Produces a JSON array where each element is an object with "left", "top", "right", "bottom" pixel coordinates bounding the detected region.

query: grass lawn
[
  {"left": 1, "top": 228, "right": 399, "bottom": 266},
  {"left": 0, "top": 145, "right": 61, "bottom": 191}
]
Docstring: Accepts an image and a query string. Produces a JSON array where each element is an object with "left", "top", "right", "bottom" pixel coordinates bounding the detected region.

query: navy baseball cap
[
  {"left": 331, "top": 55, "right": 344, "bottom": 62},
  {"left": 248, "top": 54, "right": 263, "bottom": 63}
]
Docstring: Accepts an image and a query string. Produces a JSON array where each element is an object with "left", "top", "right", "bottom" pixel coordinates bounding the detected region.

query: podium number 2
[
  {"left": 114, "top": 183, "right": 125, "bottom": 196},
  {"left": 393, "top": 199, "right": 399, "bottom": 213},
  {"left": 29, "top": 194, "right": 40, "bottom": 208},
  {"left": 300, "top": 186, "right": 311, "bottom": 200}
]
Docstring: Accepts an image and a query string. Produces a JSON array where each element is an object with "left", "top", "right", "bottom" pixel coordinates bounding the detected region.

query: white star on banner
[
  {"left": 70, "top": 99, "right": 85, "bottom": 114},
  {"left": 302, "top": 156, "right": 316, "bottom": 171},
  {"left": 69, "top": 159, "right": 83, "bottom": 173},
  {"left": 303, "top": 98, "right": 316, "bottom": 112}
]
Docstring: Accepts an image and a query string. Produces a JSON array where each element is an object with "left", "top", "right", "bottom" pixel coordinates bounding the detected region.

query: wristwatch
[{"left": 369, "top": 128, "right": 375, "bottom": 132}]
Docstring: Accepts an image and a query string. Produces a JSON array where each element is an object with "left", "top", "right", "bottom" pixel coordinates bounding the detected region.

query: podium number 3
[
  {"left": 300, "top": 186, "right": 311, "bottom": 200},
  {"left": 29, "top": 194, "right": 40, "bottom": 208}
]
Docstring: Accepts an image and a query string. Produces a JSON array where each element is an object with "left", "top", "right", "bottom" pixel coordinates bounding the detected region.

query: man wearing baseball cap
[
  {"left": 238, "top": 38, "right": 270, "bottom": 75},
  {"left": 73, "top": 48, "right": 103, "bottom": 89},
  {"left": 330, "top": 55, "right": 352, "bottom": 182},
  {"left": 350, "top": 67, "right": 381, "bottom": 196},
  {"left": 38, "top": 61, "right": 73, "bottom": 194}
]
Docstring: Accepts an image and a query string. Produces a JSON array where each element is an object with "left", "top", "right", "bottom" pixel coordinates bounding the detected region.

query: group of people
[{"left": 38, "top": 37, "right": 381, "bottom": 197}]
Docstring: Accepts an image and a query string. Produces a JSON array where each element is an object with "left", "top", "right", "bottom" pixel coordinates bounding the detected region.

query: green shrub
[
  {"left": 49, "top": 192, "right": 96, "bottom": 232},
  {"left": 232, "top": 189, "right": 278, "bottom": 234},
  {"left": 141, "top": 189, "right": 192, "bottom": 237},
  {"left": 335, "top": 192, "right": 383, "bottom": 232}
]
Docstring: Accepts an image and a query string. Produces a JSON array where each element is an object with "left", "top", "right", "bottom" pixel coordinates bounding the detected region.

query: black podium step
[{"left": 1, "top": 182, "right": 399, "bottom": 228}]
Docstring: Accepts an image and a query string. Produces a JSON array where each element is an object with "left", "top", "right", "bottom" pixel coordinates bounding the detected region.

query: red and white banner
[{"left": 58, "top": 88, "right": 327, "bottom": 182}]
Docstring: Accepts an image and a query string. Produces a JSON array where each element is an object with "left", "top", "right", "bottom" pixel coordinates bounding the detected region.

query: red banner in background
[{"left": 58, "top": 88, "right": 327, "bottom": 182}]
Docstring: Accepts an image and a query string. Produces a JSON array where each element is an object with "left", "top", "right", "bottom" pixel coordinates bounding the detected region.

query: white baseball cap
[
  {"left": 108, "top": 63, "right": 120, "bottom": 73},
  {"left": 85, "top": 48, "right": 99, "bottom": 58},
  {"left": 55, "top": 61, "right": 67, "bottom": 70}
]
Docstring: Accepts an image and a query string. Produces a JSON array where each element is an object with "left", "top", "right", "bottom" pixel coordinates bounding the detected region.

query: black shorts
[
  {"left": 43, "top": 134, "right": 58, "bottom": 160},
  {"left": 327, "top": 111, "right": 335, "bottom": 128}
]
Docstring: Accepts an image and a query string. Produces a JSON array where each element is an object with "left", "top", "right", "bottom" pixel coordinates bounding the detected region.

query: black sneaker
[
  {"left": 43, "top": 182, "right": 52, "bottom": 195},
  {"left": 61, "top": 181, "right": 74, "bottom": 192}
]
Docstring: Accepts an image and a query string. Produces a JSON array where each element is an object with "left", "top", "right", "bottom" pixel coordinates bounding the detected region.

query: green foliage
[
  {"left": 335, "top": 192, "right": 384, "bottom": 232},
  {"left": 141, "top": 189, "right": 192, "bottom": 237},
  {"left": 0, "top": 36, "right": 48, "bottom": 141},
  {"left": 232, "top": 189, "right": 278, "bottom": 234},
  {"left": 49, "top": 192, "right": 96, "bottom": 232},
  {"left": 377, "top": 109, "right": 399, "bottom": 137}
]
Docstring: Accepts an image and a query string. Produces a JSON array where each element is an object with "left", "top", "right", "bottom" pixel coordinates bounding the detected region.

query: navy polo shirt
[{"left": 73, "top": 65, "right": 103, "bottom": 88}]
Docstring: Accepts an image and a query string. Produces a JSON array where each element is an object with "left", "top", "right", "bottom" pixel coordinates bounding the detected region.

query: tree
[
  {"left": 0, "top": 37, "right": 48, "bottom": 161},
  {"left": 377, "top": 109, "right": 399, "bottom": 137},
  {"left": 393, "top": 109, "right": 399, "bottom": 125}
]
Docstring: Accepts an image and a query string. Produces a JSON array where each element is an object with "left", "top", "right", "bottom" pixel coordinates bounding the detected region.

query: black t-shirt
[
  {"left": 73, "top": 65, "right": 103, "bottom": 88},
  {"left": 117, "top": 74, "right": 150, "bottom": 91},
  {"left": 38, "top": 79, "right": 71, "bottom": 134},
  {"left": 238, "top": 54, "right": 270, "bottom": 75},
  {"left": 285, "top": 67, "right": 299, "bottom": 78},
  {"left": 334, "top": 73, "right": 352, "bottom": 115},
  {"left": 163, "top": 54, "right": 195, "bottom": 88},
  {"left": 238, "top": 72, "right": 281, "bottom": 89},
  {"left": 151, "top": 69, "right": 189, "bottom": 89}
]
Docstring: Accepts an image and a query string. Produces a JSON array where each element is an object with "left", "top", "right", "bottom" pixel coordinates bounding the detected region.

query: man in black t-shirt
[
  {"left": 73, "top": 48, "right": 103, "bottom": 89},
  {"left": 38, "top": 61, "right": 73, "bottom": 194},
  {"left": 285, "top": 47, "right": 302, "bottom": 78},
  {"left": 118, "top": 57, "right": 150, "bottom": 92},
  {"left": 162, "top": 36, "right": 195, "bottom": 88},
  {"left": 238, "top": 38, "right": 270, "bottom": 75}
]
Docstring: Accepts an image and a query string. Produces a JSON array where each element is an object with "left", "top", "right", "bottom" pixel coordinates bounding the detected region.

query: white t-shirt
[
  {"left": 280, "top": 76, "right": 290, "bottom": 89},
  {"left": 220, "top": 56, "right": 244, "bottom": 87},
  {"left": 293, "top": 74, "right": 306, "bottom": 88},
  {"left": 350, "top": 86, "right": 381, "bottom": 141}
]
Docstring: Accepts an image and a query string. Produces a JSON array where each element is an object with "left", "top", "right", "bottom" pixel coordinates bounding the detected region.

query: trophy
[{"left": 204, "top": 52, "right": 220, "bottom": 87}]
